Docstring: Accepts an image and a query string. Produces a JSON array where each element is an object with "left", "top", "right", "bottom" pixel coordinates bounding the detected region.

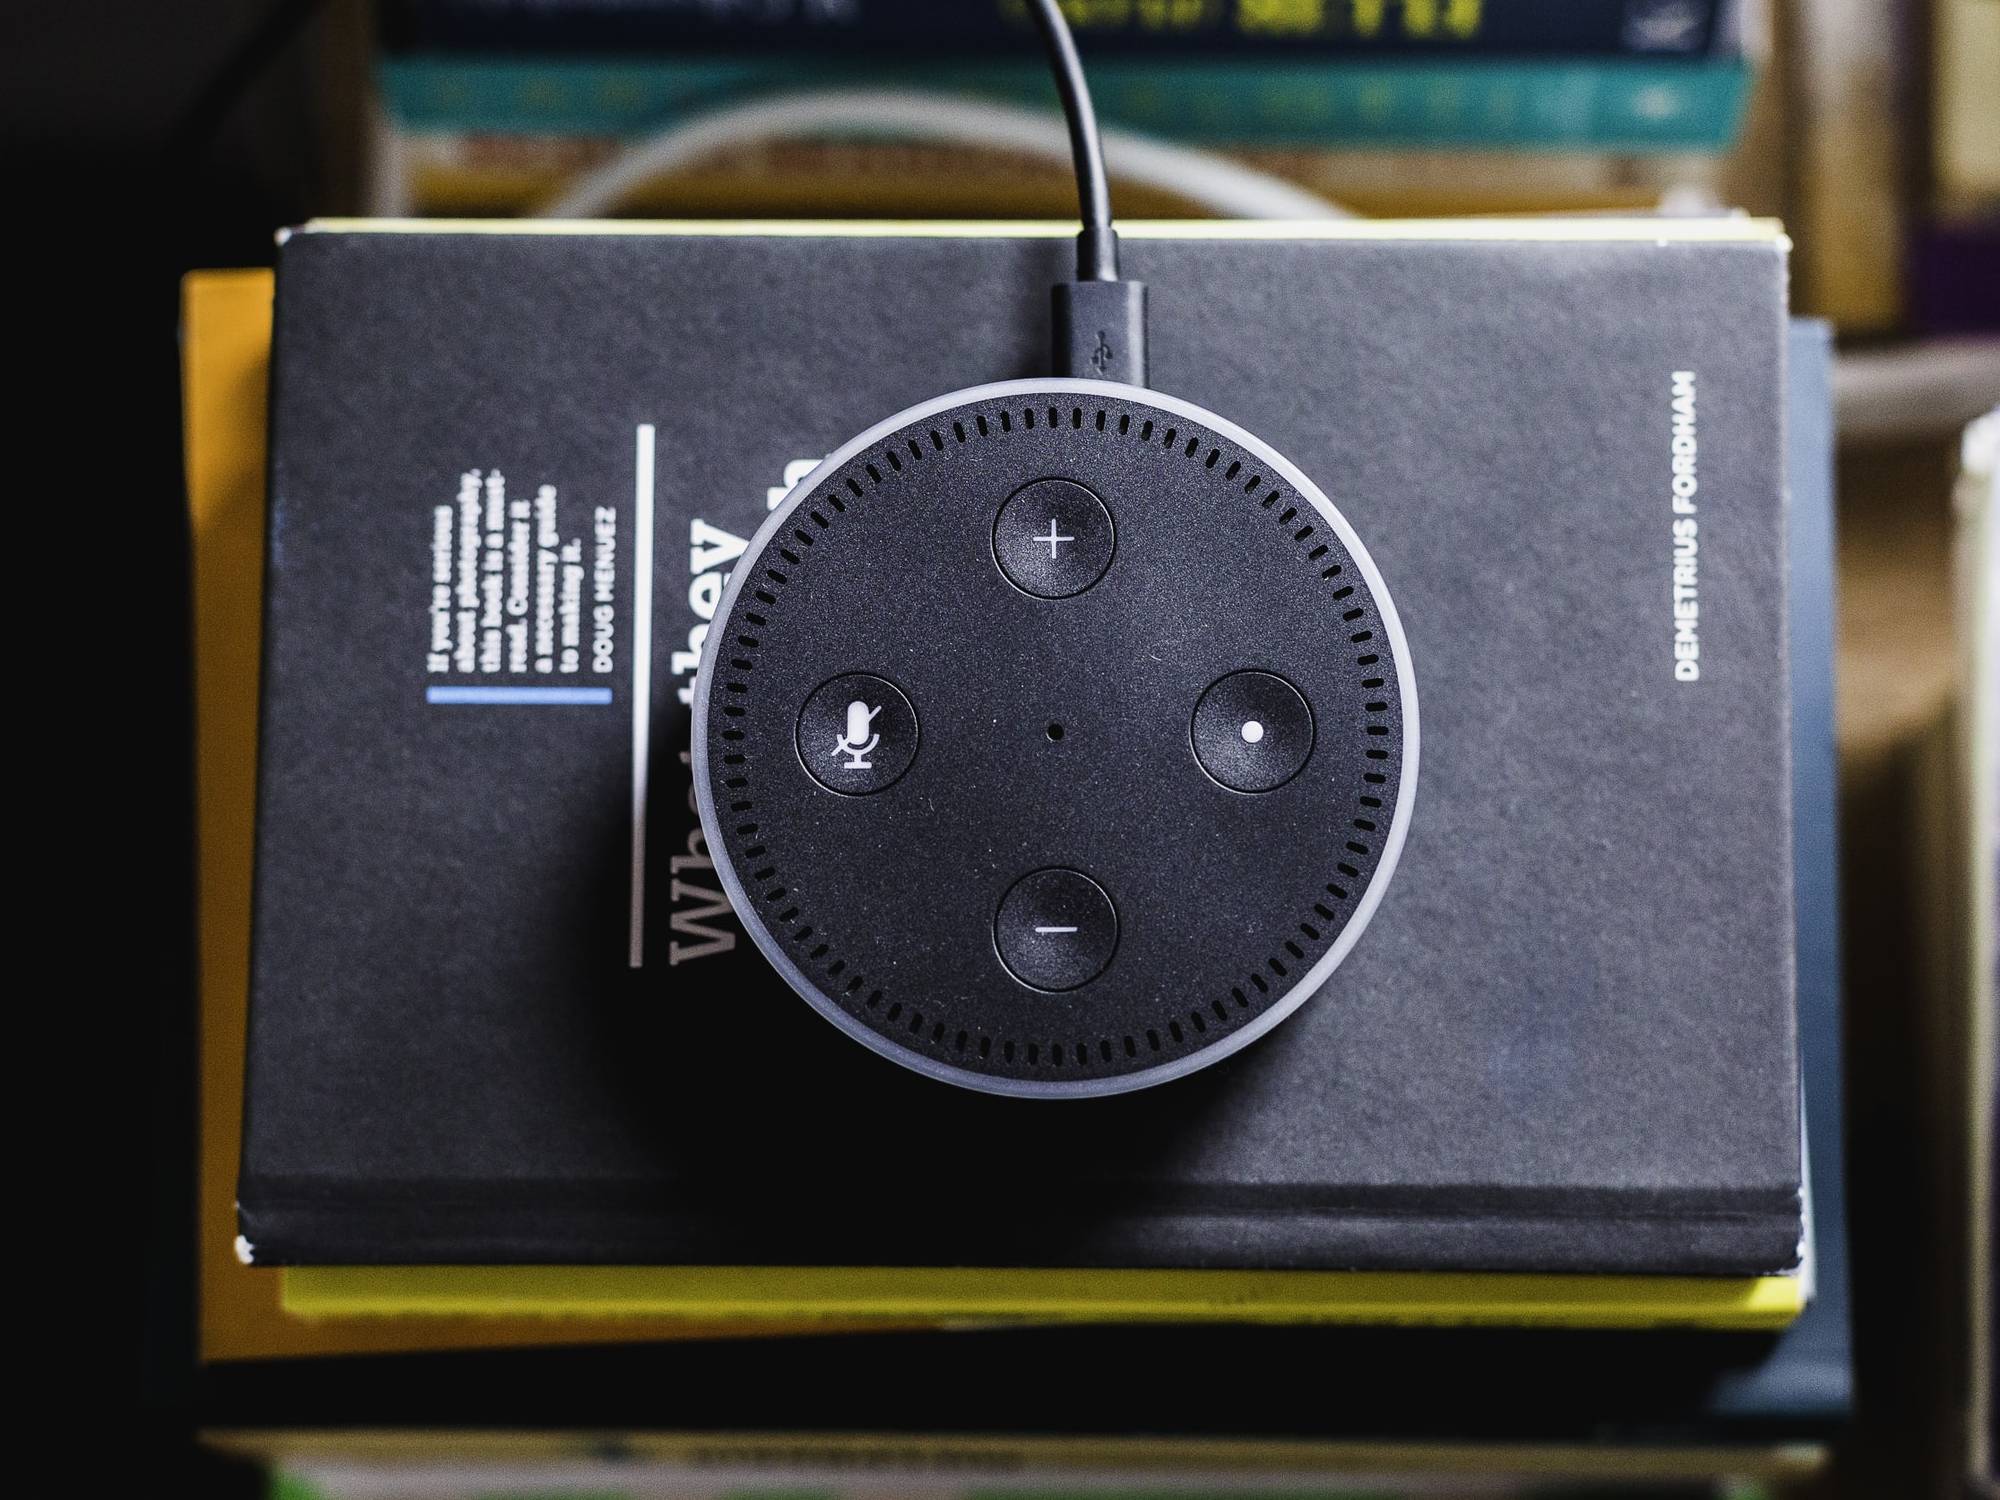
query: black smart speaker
[{"left": 692, "top": 379, "right": 1417, "bottom": 1095}]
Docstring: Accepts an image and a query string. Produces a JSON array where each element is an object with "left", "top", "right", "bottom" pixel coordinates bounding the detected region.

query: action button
[
  {"left": 796, "top": 674, "right": 918, "bottom": 796},
  {"left": 993, "top": 479, "right": 1115, "bottom": 598},
  {"left": 1192, "top": 671, "right": 1314, "bottom": 793},
  {"left": 995, "top": 868, "right": 1119, "bottom": 992}
]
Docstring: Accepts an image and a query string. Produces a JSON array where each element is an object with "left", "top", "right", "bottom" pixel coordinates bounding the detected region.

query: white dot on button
[{"left": 1240, "top": 719, "right": 1266, "bottom": 744}]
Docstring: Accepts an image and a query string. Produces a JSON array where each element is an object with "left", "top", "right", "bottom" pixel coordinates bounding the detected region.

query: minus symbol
[{"left": 1034, "top": 925, "right": 1079, "bottom": 934}]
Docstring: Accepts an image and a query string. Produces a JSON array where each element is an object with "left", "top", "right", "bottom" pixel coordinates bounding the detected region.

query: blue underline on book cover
[{"left": 426, "top": 685, "right": 615, "bottom": 705}]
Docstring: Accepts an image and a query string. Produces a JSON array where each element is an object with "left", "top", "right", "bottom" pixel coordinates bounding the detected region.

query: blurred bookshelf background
[
  {"left": 352, "top": 0, "right": 1997, "bottom": 337},
  {"left": 31, "top": 0, "right": 1990, "bottom": 1494}
]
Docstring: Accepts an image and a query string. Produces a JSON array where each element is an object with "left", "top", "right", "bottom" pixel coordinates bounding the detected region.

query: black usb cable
[{"left": 1024, "top": 0, "right": 1149, "bottom": 387}]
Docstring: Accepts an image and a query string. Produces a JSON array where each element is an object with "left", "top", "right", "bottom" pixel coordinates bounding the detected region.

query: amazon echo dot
[{"left": 692, "top": 378, "right": 1418, "bottom": 1097}]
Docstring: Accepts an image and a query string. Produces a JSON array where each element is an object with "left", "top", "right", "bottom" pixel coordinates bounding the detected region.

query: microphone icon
[{"left": 834, "top": 699, "right": 882, "bottom": 770}]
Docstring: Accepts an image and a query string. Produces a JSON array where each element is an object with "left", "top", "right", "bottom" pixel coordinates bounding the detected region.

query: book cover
[{"left": 238, "top": 220, "right": 1804, "bottom": 1290}]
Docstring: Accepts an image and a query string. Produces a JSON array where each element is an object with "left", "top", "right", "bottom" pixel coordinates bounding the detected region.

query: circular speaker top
[{"left": 692, "top": 378, "right": 1418, "bottom": 1097}]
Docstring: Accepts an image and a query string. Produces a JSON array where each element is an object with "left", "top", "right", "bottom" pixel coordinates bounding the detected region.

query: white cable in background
[
  {"left": 367, "top": 101, "right": 414, "bottom": 219},
  {"left": 532, "top": 89, "right": 1349, "bottom": 221},
  {"left": 1835, "top": 340, "right": 2000, "bottom": 446}
]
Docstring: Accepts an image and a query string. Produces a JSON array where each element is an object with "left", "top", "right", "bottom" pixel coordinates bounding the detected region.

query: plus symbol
[{"left": 1037, "top": 518, "right": 1075, "bottom": 559}]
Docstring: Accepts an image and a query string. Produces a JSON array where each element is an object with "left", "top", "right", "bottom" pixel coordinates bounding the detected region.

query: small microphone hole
[{"left": 1046, "top": 722, "right": 1064, "bottom": 741}]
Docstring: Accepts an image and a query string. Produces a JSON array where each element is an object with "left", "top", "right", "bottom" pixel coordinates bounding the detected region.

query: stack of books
[{"left": 373, "top": 0, "right": 1761, "bottom": 218}]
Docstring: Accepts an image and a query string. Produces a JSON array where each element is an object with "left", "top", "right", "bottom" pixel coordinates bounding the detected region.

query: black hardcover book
[
  {"left": 240, "top": 221, "right": 1801, "bottom": 1275},
  {"left": 379, "top": 0, "right": 1734, "bottom": 58}
]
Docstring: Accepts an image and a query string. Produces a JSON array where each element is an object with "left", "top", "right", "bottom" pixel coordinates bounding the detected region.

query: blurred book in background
[
  {"left": 385, "top": 134, "right": 1733, "bottom": 218},
  {"left": 383, "top": 0, "right": 1743, "bottom": 57},
  {"left": 374, "top": 53, "right": 1756, "bottom": 151},
  {"left": 1912, "top": 0, "right": 1999, "bottom": 332}
]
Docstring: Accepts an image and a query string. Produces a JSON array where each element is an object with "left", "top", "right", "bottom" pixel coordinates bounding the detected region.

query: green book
[{"left": 378, "top": 53, "right": 1753, "bottom": 151}]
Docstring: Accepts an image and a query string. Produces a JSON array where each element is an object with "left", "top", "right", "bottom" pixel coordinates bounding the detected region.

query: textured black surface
[
  {"left": 242, "top": 226, "right": 1800, "bottom": 1271},
  {"left": 700, "top": 385, "right": 1406, "bottom": 1090}
]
